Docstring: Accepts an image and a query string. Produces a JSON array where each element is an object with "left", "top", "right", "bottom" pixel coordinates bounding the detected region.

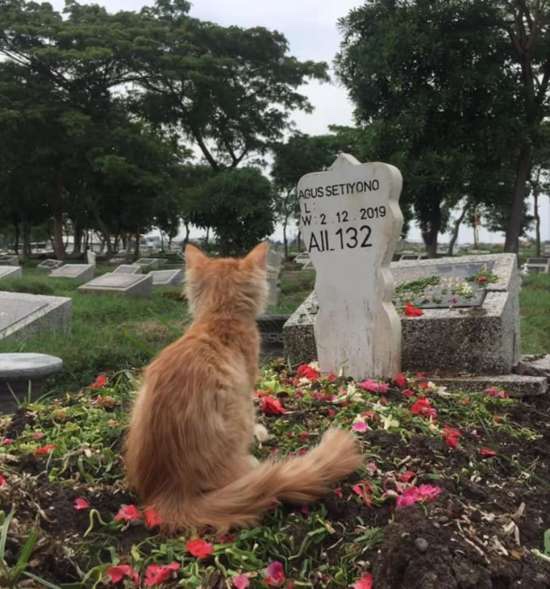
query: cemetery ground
[{"left": 0, "top": 261, "right": 550, "bottom": 586}]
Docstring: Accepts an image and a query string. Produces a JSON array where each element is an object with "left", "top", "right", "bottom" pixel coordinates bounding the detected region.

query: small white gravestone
[
  {"left": 298, "top": 154, "right": 403, "bottom": 379},
  {"left": 86, "top": 250, "right": 97, "bottom": 266}
]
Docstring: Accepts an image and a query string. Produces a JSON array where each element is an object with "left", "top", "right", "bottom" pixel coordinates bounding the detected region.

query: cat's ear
[
  {"left": 244, "top": 241, "right": 269, "bottom": 270},
  {"left": 185, "top": 243, "right": 208, "bottom": 268}
]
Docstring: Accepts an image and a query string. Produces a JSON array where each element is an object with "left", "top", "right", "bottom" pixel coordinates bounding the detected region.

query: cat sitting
[{"left": 124, "top": 242, "right": 362, "bottom": 532}]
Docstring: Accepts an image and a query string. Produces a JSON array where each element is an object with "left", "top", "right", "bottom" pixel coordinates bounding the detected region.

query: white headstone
[
  {"left": 298, "top": 154, "right": 403, "bottom": 379},
  {"left": 86, "top": 250, "right": 97, "bottom": 266}
]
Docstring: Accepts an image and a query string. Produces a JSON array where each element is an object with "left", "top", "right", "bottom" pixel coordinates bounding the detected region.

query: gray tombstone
[
  {"left": 136, "top": 258, "right": 166, "bottom": 270},
  {"left": 284, "top": 253, "right": 520, "bottom": 376},
  {"left": 0, "top": 266, "right": 22, "bottom": 281},
  {"left": 112, "top": 264, "right": 143, "bottom": 275},
  {"left": 0, "top": 291, "right": 72, "bottom": 342},
  {"left": 0, "top": 353, "right": 63, "bottom": 411},
  {"left": 78, "top": 272, "right": 153, "bottom": 297},
  {"left": 49, "top": 264, "right": 95, "bottom": 284},
  {"left": 151, "top": 269, "right": 184, "bottom": 286}
]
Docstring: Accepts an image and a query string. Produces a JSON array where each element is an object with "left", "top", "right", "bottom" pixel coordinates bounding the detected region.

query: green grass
[
  {"left": 1, "top": 261, "right": 549, "bottom": 393},
  {"left": 520, "top": 273, "right": 550, "bottom": 354},
  {"left": 273, "top": 269, "right": 315, "bottom": 314},
  {"left": 0, "top": 266, "right": 188, "bottom": 390}
]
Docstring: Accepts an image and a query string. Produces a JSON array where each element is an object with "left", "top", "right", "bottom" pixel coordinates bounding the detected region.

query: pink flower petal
[
  {"left": 73, "top": 497, "right": 90, "bottom": 511},
  {"left": 353, "top": 573, "right": 374, "bottom": 589},
  {"left": 232, "top": 574, "right": 250, "bottom": 589}
]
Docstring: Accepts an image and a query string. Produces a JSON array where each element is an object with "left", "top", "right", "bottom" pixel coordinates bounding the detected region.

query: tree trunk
[
  {"left": 504, "top": 143, "right": 532, "bottom": 253},
  {"left": 73, "top": 222, "right": 83, "bottom": 257},
  {"left": 205, "top": 227, "right": 210, "bottom": 246},
  {"left": 133, "top": 231, "right": 140, "bottom": 260},
  {"left": 12, "top": 219, "right": 20, "bottom": 255},
  {"left": 447, "top": 201, "right": 470, "bottom": 256},
  {"left": 52, "top": 211, "right": 65, "bottom": 260},
  {"left": 22, "top": 221, "right": 32, "bottom": 258},
  {"left": 534, "top": 190, "right": 541, "bottom": 257},
  {"left": 283, "top": 215, "right": 289, "bottom": 260},
  {"left": 184, "top": 222, "right": 190, "bottom": 244},
  {"left": 421, "top": 205, "right": 441, "bottom": 259}
]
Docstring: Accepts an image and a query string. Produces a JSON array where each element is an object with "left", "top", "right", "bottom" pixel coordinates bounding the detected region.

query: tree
[
  {"left": 336, "top": 0, "right": 524, "bottom": 256},
  {"left": 133, "top": 0, "right": 328, "bottom": 170},
  {"left": 501, "top": 0, "right": 550, "bottom": 252},
  {"left": 185, "top": 167, "right": 275, "bottom": 255}
]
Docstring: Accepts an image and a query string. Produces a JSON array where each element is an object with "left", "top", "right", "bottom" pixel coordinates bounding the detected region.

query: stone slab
[
  {"left": 151, "top": 269, "right": 184, "bottom": 286},
  {"left": 0, "top": 291, "right": 72, "bottom": 342},
  {"left": 0, "top": 266, "right": 22, "bottom": 281},
  {"left": 297, "top": 154, "right": 403, "bottom": 379},
  {"left": 432, "top": 374, "right": 547, "bottom": 397},
  {"left": 0, "top": 353, "right": 63, "bottom": 379},
  {"left": 78, "top": 272, "right": 153, "bottom": 297},
  {"left": 284, "top": 253, "right": 520, "bottom": 375},
  {"left": 0, "top": 255, "right": 19, "bottom": 266},
  {"left": 37, "top": 259, "right": 64, "bottom": 271},
  {"left": 515, "top": 354, "right": 550, "bottom": 378},
  {"left": 113, "top": 264, "right": 143, "bottom": 274},
  {"left": 136, "top": 258, "right": 166, "bottom": 270},
  {"left": 49, "top": 264, "right": 95, "bottom": 284}
]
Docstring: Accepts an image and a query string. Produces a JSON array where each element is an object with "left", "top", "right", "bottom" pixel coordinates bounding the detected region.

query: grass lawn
[
  {"left": 520, "top": 273, "right": 550, "bottom": 354},
  {"left": 0, "top": 263, "right": 188, "bottom": 391}
]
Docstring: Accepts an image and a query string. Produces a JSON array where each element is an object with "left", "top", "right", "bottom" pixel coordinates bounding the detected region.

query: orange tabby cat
[{"left": 124, "top": 242, "right": 362, "bottom": 531}]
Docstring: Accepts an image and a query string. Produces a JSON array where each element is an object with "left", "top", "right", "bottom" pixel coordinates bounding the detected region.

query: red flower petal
[
  {"left": 144, "top": 506, "right": 163, "bottom": 528},
  {"left": 0, "top": 474, "right": 6, "bottom": 487},
  {"left": 2, "top": 438, "right": 14, "bottom": 446},
  {"left": 91, "top": 374, "right": 108, "bottom": 389},
  {"left": 352, "top": 481, "right": 373, "bottom": 506},
  {"left": 114, "top": 504, "right": 142, "bottom": 523},
  {"left": 410, "top": 398, "right": 437, "bottom": 419},
  {"left": 186, "top": 538, "right": 213, "bottom": 559},
  {"left": 443, "top": 425, "right": 462, "bottom": 449},
  {"left": 144, "top": 562, "right": 180, "bottom": 587},
  {"left": 106, "top": 564, "right": 139, "bottom": 585},
  {"left": 296, "top": 364, "right": 320, "bottom": 381},
  {"left": 353, "top": 573, "right": 374, "bottom": 589},
  {"left": 35, "top": 444, "right": 56, "bottom": 456},
  {"left": 398, "top": 470, "right": 416, "bottom": 483},
  {"left": 260, "top": 395, "right": 286, "bottom": 415},
  {"left": 404, "top": 302, "right": 424, "bottom": 317},
  {"left": 393, "top": 373, "right": 408, "bottom": 388},
  {"left": 479, "top": 447, "right": 497, "bottom": 458},
  {"left": 74, "top": 497, "right": 90, "bottom": 511}
]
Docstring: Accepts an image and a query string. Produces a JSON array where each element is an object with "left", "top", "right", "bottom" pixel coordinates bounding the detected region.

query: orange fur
[{"left": 123, "top": 242, "right": 363, "bottom": 532}]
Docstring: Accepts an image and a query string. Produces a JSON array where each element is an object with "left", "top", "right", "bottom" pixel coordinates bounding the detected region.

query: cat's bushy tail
[{"left": 164, "top": 428, "right": 362, "bottom": 532}]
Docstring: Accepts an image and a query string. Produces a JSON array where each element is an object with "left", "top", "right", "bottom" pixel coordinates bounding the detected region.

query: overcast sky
[{"left": 50, "top": 0, "right": 550, "bottom": 244}]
